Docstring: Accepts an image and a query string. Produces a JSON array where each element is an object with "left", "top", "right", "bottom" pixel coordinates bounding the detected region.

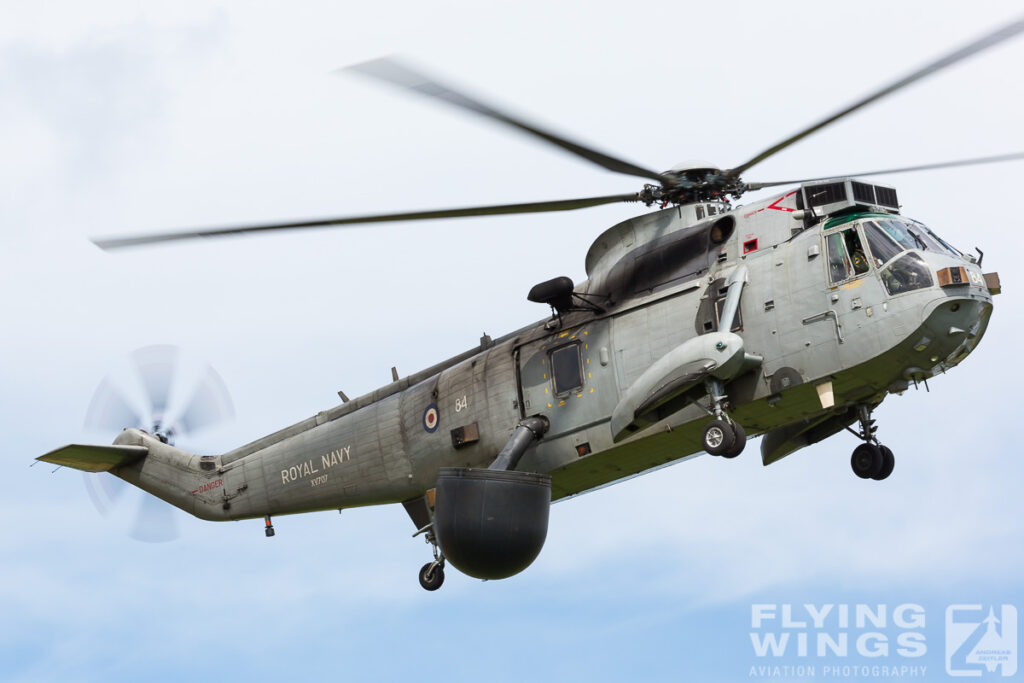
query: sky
[{"left": 2, "top": 1, "right": 1024, "bottom": 681}]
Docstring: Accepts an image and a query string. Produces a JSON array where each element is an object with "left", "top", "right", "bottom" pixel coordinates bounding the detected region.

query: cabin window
[
  {"left": 825, "top": 227, "right": 869, "bottom": 284},
  {"left": 550, "top": 343, "right": 584, "bottom": 395}
]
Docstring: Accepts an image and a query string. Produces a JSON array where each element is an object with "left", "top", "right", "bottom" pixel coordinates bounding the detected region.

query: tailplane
[{"left": 37, "top": 443, "right": 148, "bottom": 472}]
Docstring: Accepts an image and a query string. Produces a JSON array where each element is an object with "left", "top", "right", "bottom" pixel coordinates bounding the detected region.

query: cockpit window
[
  {"left": 825, "top": 227, "right": 869, "bottom": 284},
  {"left": 880, "top": 253, "right": 934, "bottom": 296},
  {"left": 930, "top": 232, "right": 962, "bottom": 257},
  {"left": 906, "top": 218, "right": 962, "bottom": 258},
  {"left": 863, "top": 221, "right": 904, "bottom": 267},
  {"left": 873, "top": 217, "right": 961, "bottom": 259},
  {"left": 874, "top": 218, "right": 918, "bottom": 250}
]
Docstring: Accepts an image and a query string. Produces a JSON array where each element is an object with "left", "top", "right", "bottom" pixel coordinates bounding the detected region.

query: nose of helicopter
[{"left": 911, "top": 265, "right": 994, "bottom": 375}]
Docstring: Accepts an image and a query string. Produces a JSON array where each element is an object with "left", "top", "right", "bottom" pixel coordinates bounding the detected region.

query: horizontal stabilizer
[{"left": 37, "top": 444, "right": 148, "bottom": 472}]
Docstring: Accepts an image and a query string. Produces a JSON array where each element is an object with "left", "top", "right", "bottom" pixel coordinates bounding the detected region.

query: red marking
[
  {"left": 192, "top": 479, "right": 223, "bottom": 495},
  {"left": 767, "top": 190, "right": 799, "bottom": 212},
  {"left": 745, "top": 190, "right": 799, "bottom": 218},
  {"left": 427, "top": 414, "right": 435, "bottom": 425},
  {"left": 743, "top": 238, "right": 759, "bottom": 254}
]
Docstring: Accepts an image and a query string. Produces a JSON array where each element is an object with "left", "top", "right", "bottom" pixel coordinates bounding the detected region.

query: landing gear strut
[
  {"left": 701, "top": 378, "right": 746, "bottom": 458},
  {"left": 405, "top": 494, "right": 447, "bottom": 591},
  {"left": 414, "top": 522, "right": 446, "bottom": 591},
  {"left": 847, "top": 405, "right": 895, "bottom": 481}
]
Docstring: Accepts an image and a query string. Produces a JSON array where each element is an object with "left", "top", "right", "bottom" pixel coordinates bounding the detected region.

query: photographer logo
[{"left": 945, "top": 605, "right": 1017, "bottom": 677}]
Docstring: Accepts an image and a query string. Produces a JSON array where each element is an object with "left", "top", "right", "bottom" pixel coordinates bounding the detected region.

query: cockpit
[{"left": 824, "top": 215, "right": 965, "bottom": 296}]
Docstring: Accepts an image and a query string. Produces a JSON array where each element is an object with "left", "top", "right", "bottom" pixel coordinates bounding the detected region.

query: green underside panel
[{"left": 549, "top": 300, "right": 991, "bottom": 500}]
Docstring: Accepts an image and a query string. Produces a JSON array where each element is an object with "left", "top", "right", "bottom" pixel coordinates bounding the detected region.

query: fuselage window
[
  {"left": 550, "top": 343, "right": 584, "bottom": 396},
  {"left": 825, "top": 227, "right": 869, "bottom": 284}
]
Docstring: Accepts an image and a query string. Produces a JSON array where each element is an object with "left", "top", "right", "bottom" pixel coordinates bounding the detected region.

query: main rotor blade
[
  {"left": 745, "top": 151, "right": 1024, "bottom": 190},
  {"left": 728, "top": 16, "right": 1024, "bottom": 177},
  {"left": 92, "top": 193, "right": 640, "bottom": 250},
  {"left": 345, "top": 57, "right": 669, "bottom": 184}
]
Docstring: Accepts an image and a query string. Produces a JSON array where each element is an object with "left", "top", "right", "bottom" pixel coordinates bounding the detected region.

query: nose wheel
[{"left": 847, "top": 406, "right": 895, "bottom": 481}]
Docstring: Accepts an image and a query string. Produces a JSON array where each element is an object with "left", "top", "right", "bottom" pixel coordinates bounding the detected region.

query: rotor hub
[{"left": 639, "top": 166, "right": 746, "bottom": 208}]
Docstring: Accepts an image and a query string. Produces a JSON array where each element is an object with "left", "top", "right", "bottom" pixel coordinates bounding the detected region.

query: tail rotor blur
[{"left": 82, "top": 345, "right": 234, "bottom": 542}]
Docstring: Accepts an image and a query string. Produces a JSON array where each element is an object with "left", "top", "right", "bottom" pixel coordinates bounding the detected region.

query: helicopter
[{"left": 38, "top": 17, "right": 1022, "bottom": 590}]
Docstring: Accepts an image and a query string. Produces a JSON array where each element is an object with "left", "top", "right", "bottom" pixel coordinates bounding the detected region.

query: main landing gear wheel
[
  {"left": 721, "top": 421, "right": 746, "bottom": 459},
  {"left": 872, "top": 445, "right": 895, "bottom": 481},
  {"left": 702, "top": 419, "right": 736, "bottom": 456},
  {"left": 418, "top": 561, "right": 445, "bottom": 591},
  {"left": 848, "top": 405, "right": 895, "bottom": 481},
  {"left": 851, "top": 443, "right": 883, "bottom": 479}
]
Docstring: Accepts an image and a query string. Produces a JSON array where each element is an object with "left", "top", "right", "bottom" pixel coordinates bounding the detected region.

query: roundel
[{"left": 422, "top": 404, "right": 439, "bottom": 433}]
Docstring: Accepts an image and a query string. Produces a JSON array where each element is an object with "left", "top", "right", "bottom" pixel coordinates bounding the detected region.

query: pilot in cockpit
[{"left": 845, "top": 229, "right": 869, "bottom": 276}]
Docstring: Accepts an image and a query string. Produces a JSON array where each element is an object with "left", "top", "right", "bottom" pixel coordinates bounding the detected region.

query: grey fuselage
[{"left": 112, "top": 185, "right": 994, "bottom": 521}]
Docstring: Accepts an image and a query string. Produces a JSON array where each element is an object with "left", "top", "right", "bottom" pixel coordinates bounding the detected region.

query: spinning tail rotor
[{"left": 82, "top": 345, "right": 234, "bottom": 542}]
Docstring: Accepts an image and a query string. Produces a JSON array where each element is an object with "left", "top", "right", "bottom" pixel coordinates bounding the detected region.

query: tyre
[
  {"left": 872, "top": 445, "right": 895, "bottom": 481},
  {"left": 851, "top": 443, "right": 883, "bottom": 479},
  {"left": 721, "top": 421, "right": 746, "bottom": 459},
  {"left": 418, "top": 562, "right": 445, "bottom": 591},
  {"left": 702, "top": 419, "right": 736, "bottom": 456}
]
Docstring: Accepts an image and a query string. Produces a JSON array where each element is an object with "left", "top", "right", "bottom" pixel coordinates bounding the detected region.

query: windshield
[
  {"left": 905, "top": 218, "right": 963, "bottom": 258},
  {"left": 870, "top": 218, "right": 917, "bottom": 250},
  {"left": 863, "top": 221, "right": 903, "bottom": 267},
  {"left": 880, "top": 252, "right": 933, "bottom": 296},
  {"left": 862, "top": 217, "right": 962, "bottom": 266}
]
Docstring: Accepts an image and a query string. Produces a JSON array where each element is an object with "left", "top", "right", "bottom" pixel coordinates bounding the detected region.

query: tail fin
[{"left": 37, "top": 444, "right": 148, "bottom": 472}]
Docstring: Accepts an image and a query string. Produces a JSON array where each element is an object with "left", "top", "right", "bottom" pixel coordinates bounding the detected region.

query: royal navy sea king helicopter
[{"left": 39, "top": 19, "right": 1022, "bottom": 589}]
